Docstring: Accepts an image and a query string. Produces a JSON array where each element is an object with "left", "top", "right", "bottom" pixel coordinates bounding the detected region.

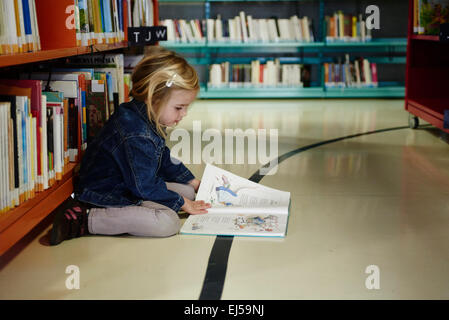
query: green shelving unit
[
  {"left": 159, "top": 0, "right": 407, "bottom": 99},
  {"left": 201, "top": 86, "right": 324, "bottom": 98}
]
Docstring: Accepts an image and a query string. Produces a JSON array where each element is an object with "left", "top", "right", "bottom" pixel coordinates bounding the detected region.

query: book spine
[
  {"left": 371, "top": 63, "right": 378, "bottom": 86},
  {"left": 0, "top": 104, "right": 6, "bottom": 212}
]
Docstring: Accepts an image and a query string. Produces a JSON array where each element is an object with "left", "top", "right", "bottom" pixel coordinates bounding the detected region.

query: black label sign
[{"left": 128, "top": 26, "right": 167, "bottom": 45}]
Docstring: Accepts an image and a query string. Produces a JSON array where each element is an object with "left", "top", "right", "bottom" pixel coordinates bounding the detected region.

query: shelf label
[{"left": 128, "top": 27, "right": 167, "bottom": 45}]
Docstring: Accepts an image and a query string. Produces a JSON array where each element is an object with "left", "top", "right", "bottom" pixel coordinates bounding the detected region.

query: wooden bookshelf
[
  {"left": 405, "top": 0, "right": 449, "bottom": 133},
  {"left": 0, "top": 0, "right": 160, "bottom": 257},
  {"left": 0, "top": 42, "right": 128, "bottom": 68},
  {"left": 0, "top": 164, "right": 77, "bottom": 256}
]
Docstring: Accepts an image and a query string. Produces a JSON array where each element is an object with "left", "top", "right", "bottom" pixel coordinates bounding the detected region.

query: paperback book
[{"left": 180, "top": 164, "right": 291, "bottom": 238}]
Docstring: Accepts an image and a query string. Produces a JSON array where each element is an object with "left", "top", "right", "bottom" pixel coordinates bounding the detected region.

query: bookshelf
[
  {"left": 405, "top": 0, "right": 449, "bottom": 133},
  {"left": 0, "top": 43, "right": 128, "bottom": 68},
  {"left": 0, "top": 0, "right": 159, "bottom": 256},
  {"left": 159, "top": 0, "right": 407, "bottom": 99}
]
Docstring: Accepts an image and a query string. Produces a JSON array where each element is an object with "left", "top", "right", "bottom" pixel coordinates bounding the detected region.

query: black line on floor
[
  {"left": 198, "top": 235, "right": 234, "bottom": 300},
  {"left": 198, "top": 125, "right": 410, "bottom": 300}
]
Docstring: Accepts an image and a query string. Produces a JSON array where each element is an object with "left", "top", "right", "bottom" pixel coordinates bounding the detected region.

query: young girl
[{"left": 50, "top": 47, "right": 210, "bottom": 245}]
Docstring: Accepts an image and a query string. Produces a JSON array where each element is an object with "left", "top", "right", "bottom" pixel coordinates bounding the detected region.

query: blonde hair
[{"left": 130, "top": 46, "right": 199, "bottom": 138}]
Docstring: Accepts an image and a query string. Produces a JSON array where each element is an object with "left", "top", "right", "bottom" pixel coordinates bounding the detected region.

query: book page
[
  {"left": 180, "top": 213, "right": 288, "bottom": 237},
  {"left": 196, "top": 164, "right": 290, "bottom": 215}
]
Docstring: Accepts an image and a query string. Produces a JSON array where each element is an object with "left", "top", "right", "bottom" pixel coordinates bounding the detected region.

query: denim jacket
[{"left": 75, "top": 99, "right": 195, "bottom": 212}]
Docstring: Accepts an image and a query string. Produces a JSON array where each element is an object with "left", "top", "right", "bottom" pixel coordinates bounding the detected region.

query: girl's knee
[{"left": 153, "top": 209, "right": 181, "bottom": 237}]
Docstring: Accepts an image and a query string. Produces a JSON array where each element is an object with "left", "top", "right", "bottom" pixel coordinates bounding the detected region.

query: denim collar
[{"left": 131, "top": 99, "right": 165, "bottom": 146}]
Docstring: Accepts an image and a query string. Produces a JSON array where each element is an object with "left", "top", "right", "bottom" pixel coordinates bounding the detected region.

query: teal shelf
[
  {"left": 324, "top": 86, "right": 405, "bottom": 98},
  {"left": 207, "top": 41, "right": 324, "bottom": 48},
  {"left": 325, "top": 38, "right": 407, "bottom": 47},
  {"left": 162, "top": 41, "right": 207, "bottom": 48},
  {"left": 159, "top": 0, "right": 406, "bottom": 99},
  {"left": 197, "top": 85, "right": 405, "bottom": 99},
  {"left": 162, "top": 39, "right": 406, "bottom": 50},
  {"left": 199, "top": 86, "right": 325, "bottom": 98}
]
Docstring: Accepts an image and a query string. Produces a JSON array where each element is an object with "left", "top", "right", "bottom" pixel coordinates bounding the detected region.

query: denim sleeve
[
  {"left": 119, "top": 136, "right": 185, "bottom": 212},
  {"left": 158, "top": 146, "right": 195, "bottom": 184}
]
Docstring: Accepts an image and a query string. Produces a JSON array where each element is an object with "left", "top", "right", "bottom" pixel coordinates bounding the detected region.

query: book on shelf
[
  {"left": 161, "top": 12, "right": 314, "bottom": 44},
  {"left": 85, "top": 79, "right": 109, "bottom": 144},
  {"left": 180, "top": 164, "right": 291, "bottom": 238},
  {"left": 324, "top": 54, "right": 378, "bottom": 89},
  {"left": 414, "top": 0, "right": 449, "bottom": 35},
  {"left": 324, "top": 11, "right": 372, "bottom": 42},
  {"left": 208, "top": 59, "right": 307, "bottom": 88},
  {"left": 0, "top": 0, "right": 41, "bottom": 55},
  {"left": 65, "top": 53, "right": 125, "bottom": 109}
]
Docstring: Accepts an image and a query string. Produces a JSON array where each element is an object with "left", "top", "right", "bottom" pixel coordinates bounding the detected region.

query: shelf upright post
[
  {"left": 317, "top": 0, "right": 325, "bottom": 94},
  {"left": 204, "top": 0, "right": 211, "bottom": 93}
]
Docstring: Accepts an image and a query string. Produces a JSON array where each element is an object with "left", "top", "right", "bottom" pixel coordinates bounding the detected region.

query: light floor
[{"left": 1, "top": 99, "right": 449, "bottom": 299}]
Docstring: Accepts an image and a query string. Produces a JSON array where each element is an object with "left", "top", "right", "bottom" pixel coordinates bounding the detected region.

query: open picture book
[{"left": 180, "top": 164, "right": 291, "bottom": 237}]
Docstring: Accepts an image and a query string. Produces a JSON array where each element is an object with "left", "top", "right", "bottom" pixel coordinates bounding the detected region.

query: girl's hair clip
[{"left": 166, "top": 73, "right": 177, "bottom": 87}]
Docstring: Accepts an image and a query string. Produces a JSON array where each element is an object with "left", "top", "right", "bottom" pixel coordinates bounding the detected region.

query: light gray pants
[{"left": 87, "top": 182, "right": 195, "bottom": 237}]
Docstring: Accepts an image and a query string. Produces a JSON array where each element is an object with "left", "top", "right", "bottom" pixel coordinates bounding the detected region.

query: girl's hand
[
  {"left": 181, "top": 197, "right": 211, "bottom": 215},
  {"left": 188, "top": 179, "right": 201, "bottom": 193}
]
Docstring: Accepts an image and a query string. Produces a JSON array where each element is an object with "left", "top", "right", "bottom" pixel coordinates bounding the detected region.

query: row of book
[
  {"left": 161, "top": 13, "right": 314, "bottom": 43},
  {"left": 0, "top": 0, "right": 41, "bottom": 55},
  {"left": 324, "top": 11, "right": 372, "bottom": 43},
  {"left": 413, "top": 0, "right": 449, "bottom": 35},
  {"left": 324, "top": 55, "right": 378, "bottom": 88},
  {"left": 70, "top": 0, "right": 154, "bottom": 47},
  {"left": 0, "top": 53, "right": 130, "bottom": 214},
  {"left": 0, "top": 0, "right": 156, "bottom": 55},
  {"left": 208, "top": 60, "right": 309, "bottom": 87}
]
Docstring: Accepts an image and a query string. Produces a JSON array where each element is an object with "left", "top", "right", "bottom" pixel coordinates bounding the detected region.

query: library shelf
[
  {"left": 0, "top": 42, "right": 129, "bottom": 68},
  {"left": 405, "top": 0, "right": 449, "bottom": 133},
  {"left": 200, "top": 86, "right": 324, "bottom": 98},
  {"left": 406, "top": 98, "right": 449, "bottom": 134},
  {"left": 197, "top": 85, "right": 405, "bottom": 99},
  {"left": 163, "top": 39, "right": 406, "bottom": 50},
  {"left": 410, "top": 35, "right": 440, "bottom": 41},
  {"left": 0, "top": 163, "right": 77, "bottom": 255},
  {"left": 207, "top": 41, "right": 325, "bottom": 48},
  {"left": 159, "top": 0, "right": 407, "bottom": 99},
  {"left": 324, "top": 86, "right": 405, "bottom": 98},
  {"left": 0, "top": 0, "right": 160, "bottom": 257},
  {"left": 324, "top": 38, "right": 407, "bottom": 47}
]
